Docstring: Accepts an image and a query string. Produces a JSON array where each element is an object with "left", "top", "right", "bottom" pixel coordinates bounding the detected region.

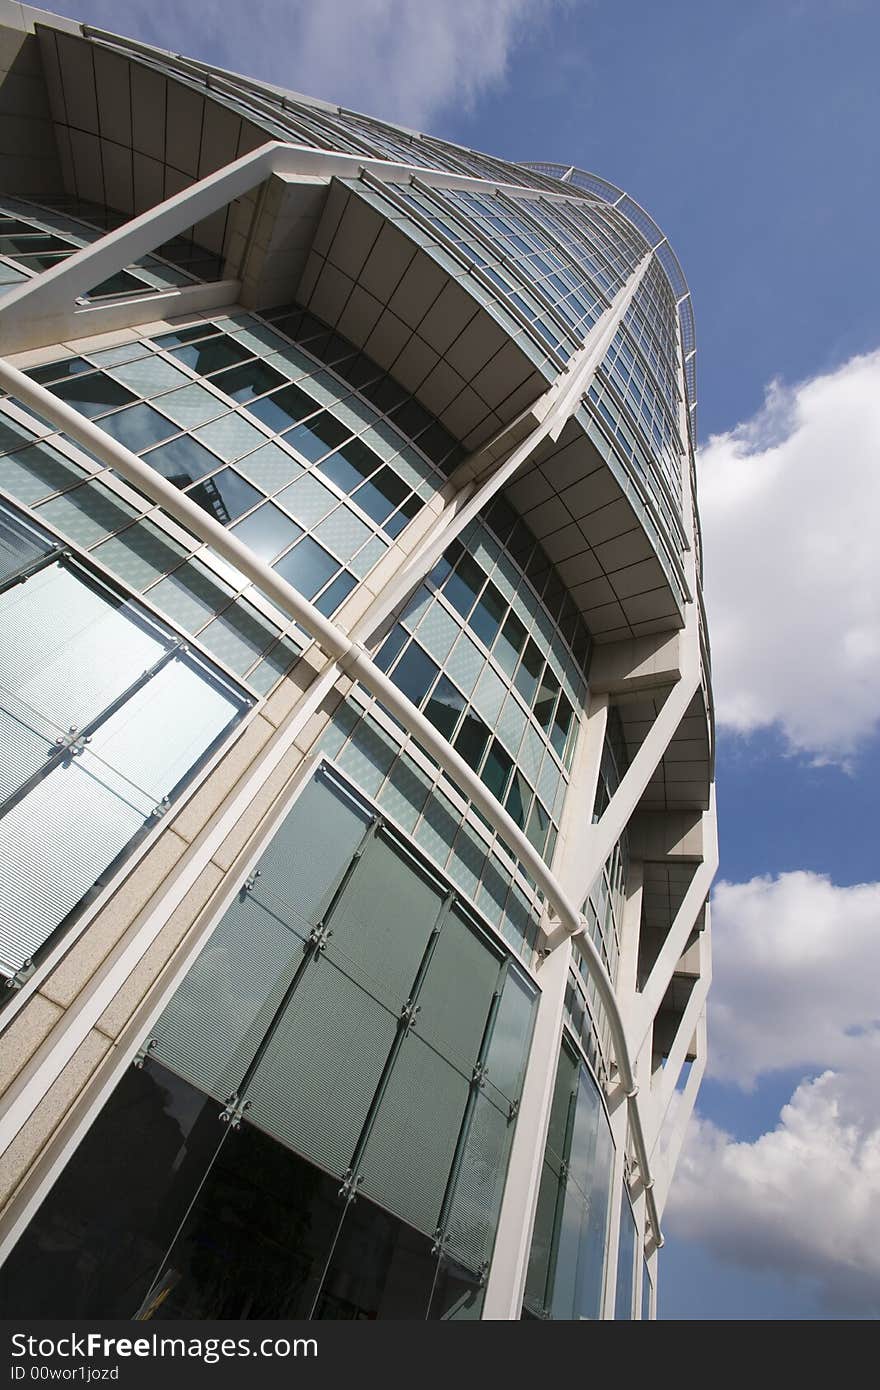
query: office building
[{"left": 0, "top": 3, "right": 716, "bottom": 1320}]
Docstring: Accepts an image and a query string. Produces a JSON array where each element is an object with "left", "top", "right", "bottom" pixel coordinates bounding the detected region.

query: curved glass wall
[
  {"left": 614, "top": 1192, "right": 638, "bottom": 1320},
  {"left": 0, "top": 309, "right": 461, "bottom": 696},
  {"left": 1, "top": 764, "right": 537, "bottom": 1319},
  {"left": 522, "top": 1039, "right": 614, "bottom": 1320},
  {"left": 0, "top": 498, "right": 249, "bottom": 986},
  {"left": 0, "top": 196, "right": 220, "bottom": 300}
]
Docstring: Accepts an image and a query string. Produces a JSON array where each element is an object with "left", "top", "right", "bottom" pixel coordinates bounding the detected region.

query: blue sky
[{"left": 45, "top": 0, "right": 880, "bottom": 1319}]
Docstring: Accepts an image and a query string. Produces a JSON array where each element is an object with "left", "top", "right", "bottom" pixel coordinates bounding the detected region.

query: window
[
  {"left": 1, "top": 767, "right": 538, "bottom": 1319},
  {"left": 0, "top": 502, "right": 249, "bottom": 984}
]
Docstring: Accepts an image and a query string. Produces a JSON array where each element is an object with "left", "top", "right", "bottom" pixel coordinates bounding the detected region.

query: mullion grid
[
  {"left": 450, "top": 189, "right": 610, "bottom": 346},
  {"left": 526, "top": 197, "right": 642, "bottom": 296},
  {"left": 596, "top": 330, "right": 684, "bottom": 510},
  {"left": 374, "top": 518, "right": 590, "bottom": 859},
  {"left": 382, "top": 182, "right": 571, "bottom": 365},
  {"left": 402, "top": 183, "right": 603, "bottom": 361},
  {"left": 585, "top": 375, "right": 685, "bottom": 551},
  {"left": 5, "top": 311, "right": 458, "bottom": 683},
  {"left": 324, "top": 694, "right": 547, "bottom": 971},
  {"left": 0, "top": 300, "right": 476, "bottom": 692},
  {"left": 0, "top": 397, "right": 305, "bottom": 694},
  {"left": 0, "top": 197, "right": 202, "bottom": 300}
]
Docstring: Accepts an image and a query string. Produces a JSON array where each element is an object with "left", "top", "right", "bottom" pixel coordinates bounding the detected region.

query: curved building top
[{"left": 2, "top": 12, "right": 712, "bottom": 814}]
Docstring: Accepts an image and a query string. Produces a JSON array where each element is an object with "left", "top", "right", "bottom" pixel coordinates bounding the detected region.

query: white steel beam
[
  {"left": 631, "top": 792, "right": 717, "bottom": 1055},
  {"left": 652, "top": 1012, "right": 708, "bottom": 1216},
  {"left": 648, "top": 948, "right": 712, "bottom": 1147},
  {"left": 483, "top": 695, "right": 609, "bottom": 1319},
  {"left": 0, "top": 137, "right": 607, "bottom": 350},
  {"left": 544, "top": 622, "right": 701, "bottom": 954}
]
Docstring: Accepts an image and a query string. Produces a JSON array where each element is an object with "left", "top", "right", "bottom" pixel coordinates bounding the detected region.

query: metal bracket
[
  {"left": 471, "top": 1061, "right": 489, "bottom": 1089},
  {"left": 54, "top": 726, "right": 91, "bottom": 758},
  {"left": 400, "top": 1000, "right": 421, "bottom": 1034},
  {"left": 219, "top": 1093, "right": 251, "bottom": 1128},
  {"left": 338, "top": 1169, "right": 363, "bottom": 1205},
  {"left": 6, "top": 958, "right": 35, "bottom": 991},
  {"left": 431, "top": 1228, "right": 450, "bottom": 1257},
  {"left": 150, "top": 797, "right": 171, "bottom": 820},
  {"left": 243, "top": 869, "right": 262, "bottom": 893},
  {"left": 308, "top": 921, "right": 333, "bottom": 954},
  {"left": 507, "top": 1097, "right": 520, "bottom": 1123},
  {"left": 133, "top": 1037, "right": 157, "bottom": 1069}
]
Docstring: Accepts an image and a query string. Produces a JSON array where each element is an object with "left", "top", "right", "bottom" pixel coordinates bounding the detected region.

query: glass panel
[
  {"left": 454, "top": 709, "right": 490, "bottom": 769},
  {"left": 153, "top": 775, "right": 370, "bottom": 1097},
  {"left": 314, "top": 569, "right": 356, "bottom": 615},
  {"left": 614, "top": 1193, "right": 637, "bottom": 1320},
  {"left": 151, "top": 382, "right": 225, "bottom": 429},
  {"left": 231, "top": 503, "right": 302, "bottom": 562},
  {"left": 415, "top": 905, "right": 500, "bottom": 1072},
  {"left": 246, "top": 383, "right": 321, "bottom": 434},
  {"left": 427, "top": 1254, "right": 485, "bottom": 1320},
  {"left": 551, "top": 693, "right": 574, "bottom": 758},
  {"left": 90, "top": 402, "right": 178, "bottom": 453},
  {"left": 195, "top": 413, "right": 266, "bottom": 463},
  {"left": 146, "top": 433, "right": 219, "bottom": 487},
  {"left": 514, "top": 640, "right": 544, "bottom": 705},
  {"left": 469, "top": 579, "right": 506, "bottom": 648},
  {"left": 534, "top": 668, "right": 560, "bottom": 732},
  {"left": 481, "top": 739, "right": 513, "bottom": 801},
  {"left": 108, "top": 355, "right": 190, "bottom": 397},
  {"left": 244, "top": 956, "right": 399, "bottom": 1176},
  {"left": 0, "top": 1061, "right": 228, "bottom": 1318},
  {"left": 0, "top": 745, "right": 150, "bottom": 973},
  {"left": 319, "top": 436, "right": 381, "bottom": 494},
  {"left": 313, "top": 1197, "right": 438, "bottom": 1319},
  {"left": 357, "top": 1032, "right": 470, "bottom": 1236},
  {"left": 171, "top": 335, "right": 251, "bottom": 374},
  {"left": 138, "top": 1118, "right": 349, "bottom": 1320},
  {"left": 86, "top": 652, "right": 242, "bottom": 803},
  {"left": 274, "top": 535, "right": 338, "bottom": 599},
  {"left": 285, "top": 413, "right": 349, "bottom": 461},
  {"left": 424, "top": 674, "right": 465, "bottom": 742},
  {"left": 389, "top": 642, "right": 438, "bottom": 707},
  {"left": 236, "top": 440, "right": 303, "bottom": 492},
  {"left": 444, "top": 554, "right": 484, "bottom": 619},
  {"left": 352, "top": 467, "right": 408, "bottom": 530},
  {"left": 0, "top": 504, "right": 51, "bottom": 580},
  {"left": 494, "top": 610, "right": 527, "bottom": 676},
  {"left": 212, "top": 359, "right": 286, "bottom": 403},
  {"left": 0, "top": 563, "right": 166, "bottom": 738},
  {"left": 186, "top": 467, "right": 261, "bottom": 523},
  {"left": 49, "top": 374, "right": 136, "bottom": 418},
  {"left": 277, "top": 472, "right": 336, "bottom": 528}
]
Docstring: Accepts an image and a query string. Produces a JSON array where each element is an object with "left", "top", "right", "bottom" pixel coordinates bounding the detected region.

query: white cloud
[
  {"left": 665, "top": 871, "right": 880, "bottom": 1314},
  {"left": 55, "top": 0, "right": 559, "bottom": 128},
  {"left": 709, "top": 871, "right": 880, "bottom": 1088},
  {"left": 699, "top": 350, "right": 880, "bottom": 759},
  {"left": 668, "top": 1074, "right": 880, "bottom": 1315}
]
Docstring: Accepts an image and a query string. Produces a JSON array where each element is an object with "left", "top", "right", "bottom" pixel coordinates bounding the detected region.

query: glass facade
[
  {"left": 523, "top": 1040, "right": 614, "bottom": 1320},
  {"left": 0, "top": 499, "right": 249, "bottom": 982},
  {"left": 1, "top": 765, "right": 536, "bottom": 1318},
  {"left": 0, "top": 10, "right": 718, "bottom": 1325}
]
